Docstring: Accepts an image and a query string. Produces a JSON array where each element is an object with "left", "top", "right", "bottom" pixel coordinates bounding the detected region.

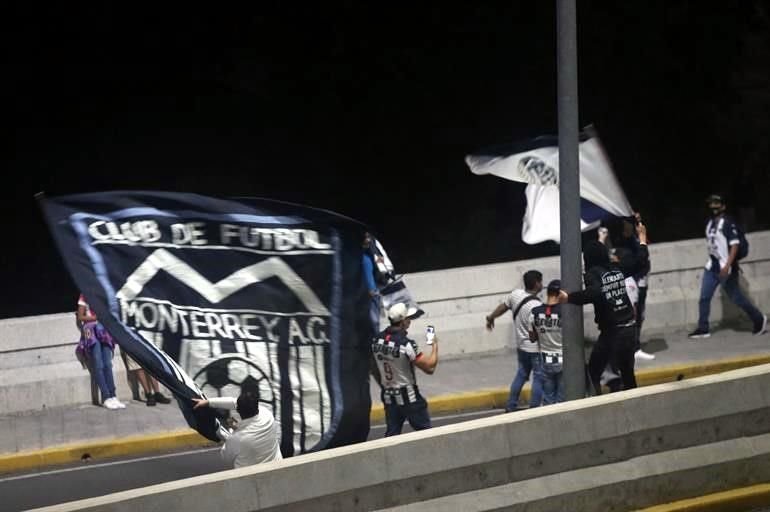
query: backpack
[
  {"left": 736, "top": 225, "right": 749, "bottom": 260},
  {"left": 726, "top": 216, "right": 749, "bottom": 260},
  {"left": 712, "top": 216, "right": 749, "bottom": 262}
]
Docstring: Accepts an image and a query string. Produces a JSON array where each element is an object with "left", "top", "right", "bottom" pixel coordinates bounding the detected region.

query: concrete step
[
  {"left": 0, "top": 360, "right": 135, "bottom": 413},
  {"left": 376, "top": 432, "right": 770, "bottom": 512},
  {"left": 0, "top": 344, "right": 79, "bottom": 371}
]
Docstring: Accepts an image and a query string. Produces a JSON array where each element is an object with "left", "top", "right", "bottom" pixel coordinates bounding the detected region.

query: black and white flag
[
  {"left": 466, "top": 132, "right": 633, "bottom": 244},
  {"left": 40, "top": 191, "right": 372, "bottom": 456}
]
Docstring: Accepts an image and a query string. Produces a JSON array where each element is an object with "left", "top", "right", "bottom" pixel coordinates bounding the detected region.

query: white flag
[{"left": 466, "top": 133, "right": 632, "bottom": 244}]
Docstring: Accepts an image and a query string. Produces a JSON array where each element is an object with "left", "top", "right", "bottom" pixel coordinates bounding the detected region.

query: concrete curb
[
  {"left": 2, "top": 353, "right": 769, "bottom": 476},
  {"left": 638, "top": 482, "right": 770, "bottom": 512},
  {"left": 371, "top": 352, "right": 770, "bottom": 422},
  {"left": 0, "top": 429, "right": 215, "bottom": 475}
]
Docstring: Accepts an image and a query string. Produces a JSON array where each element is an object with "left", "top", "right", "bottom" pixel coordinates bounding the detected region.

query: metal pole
[{"left": 557, "top": 0, "right": 585, "bottom": 400}]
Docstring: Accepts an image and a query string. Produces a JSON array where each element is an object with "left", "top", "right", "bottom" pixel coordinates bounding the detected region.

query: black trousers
[
  {"left": 636, "top": 286, "right": 648, "bottom": 350},
  {"left": 588, "top": 325, "right": 637, "bottom": 395}
]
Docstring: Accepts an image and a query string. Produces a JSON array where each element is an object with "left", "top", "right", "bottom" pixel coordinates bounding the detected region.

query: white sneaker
[
  {"left": 113, "top": 398, "right": 127, "bottom": 409},
  {"left": 754, "top": 314, "right": 768, "bottom": 336},
  {"left": 103, "top": 397, "right": 121, "bottom": 410},
  {"left": 635, "top": 349, "right": 656, "bottom": 361},
  {"left": 600, "top": 368, "right": 620, "bottom": 386}
]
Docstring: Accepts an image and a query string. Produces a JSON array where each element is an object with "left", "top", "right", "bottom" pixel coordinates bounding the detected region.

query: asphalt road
[{"left": 1, "top": 409, "right": 501, "bottom": 512}]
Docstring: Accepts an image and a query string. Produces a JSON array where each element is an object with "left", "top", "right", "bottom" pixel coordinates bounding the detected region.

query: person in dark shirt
[
  {"left": 600, "top": 221, "right": 652, "bottom": 357},
  {"left": 560, "top": 222, "right": 649, "bottom": 394},
  {"left": 611, "top": 217, "right": 654, "bottom": 361}
]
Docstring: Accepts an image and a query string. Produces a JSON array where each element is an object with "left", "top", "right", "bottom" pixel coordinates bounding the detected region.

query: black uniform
[{"left": 568, "top": 241, "right": 647, "bottom": 394}]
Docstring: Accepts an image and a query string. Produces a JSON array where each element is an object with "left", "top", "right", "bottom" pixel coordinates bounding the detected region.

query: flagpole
[{"left": 557, "top": 0, "right": 585, "bottom": 400}]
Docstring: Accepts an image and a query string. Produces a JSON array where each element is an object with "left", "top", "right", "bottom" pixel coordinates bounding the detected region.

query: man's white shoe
[
  {"left": 600, "top": 368, "right": 620, "bottom": 386},
  {"left": 635, "top": 349, "right": 656, "bottom": 361},
  {"left": 754, "top": 314, "right": 768, "bottom": 336},
  {"left": 103, "top": 397, "right": 121, "bottom": 410},
  {"left": 113, "top": 398, "right": 127, "bottom": 409}
]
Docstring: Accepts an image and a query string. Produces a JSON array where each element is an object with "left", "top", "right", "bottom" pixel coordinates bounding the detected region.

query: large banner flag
[
  {"left": 39, "top": 191, "right": 372, "bottom": 456},
  {"left": 465, "top": 131, "right": 633, "bottom": 244}
]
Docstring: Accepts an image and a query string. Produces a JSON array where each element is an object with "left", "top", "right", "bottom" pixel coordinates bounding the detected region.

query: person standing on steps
[{"left": 76, "top": 294, "right": 126, "bottom": 410}]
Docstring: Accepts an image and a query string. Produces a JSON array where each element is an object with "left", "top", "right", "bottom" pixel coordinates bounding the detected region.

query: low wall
[
  {"left": 1, "top": 231, "right": 768, "bottom": 413},
  {"left": 404, "top": 230, "right": 770, "bottom": 355},
  {"left": 0, "top": 313, "right": 136, "bottom": 411},
  {"left": 35, "top": 364, "right": 770, "bottom": 512}
]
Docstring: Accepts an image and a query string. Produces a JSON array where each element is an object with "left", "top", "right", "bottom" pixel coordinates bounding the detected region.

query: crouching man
[{"left": 192, "top": 390, "right": 282, "bottom": 468}]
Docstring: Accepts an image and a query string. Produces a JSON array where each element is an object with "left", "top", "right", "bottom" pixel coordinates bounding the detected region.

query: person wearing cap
[
  {"left": 688, "top": 194, "right": 767, "bottom": 338},
  {"left": 192, "top": 388, "right": 282, "bottom": 468},
  {"left": 528, "top": 280, "right": 564, "bottom": 405},
  {"left": 559, "top": 224, "right": 648, "bottom": 394},
  {"left": 371, "top": 302, "right": 439, "bottom": 436}
]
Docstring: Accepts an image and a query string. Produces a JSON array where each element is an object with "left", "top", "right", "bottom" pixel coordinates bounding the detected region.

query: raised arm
[
  {"left": 413, "top": 338, "right": 439, "bottom": 375},
  {"left": 192, "top": 396, "right": 238, "bottom": 411}
]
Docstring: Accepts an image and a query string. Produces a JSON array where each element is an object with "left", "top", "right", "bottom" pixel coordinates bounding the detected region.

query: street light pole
[{"left": 557, "top": 0, "right": 585, "bottom": 400}]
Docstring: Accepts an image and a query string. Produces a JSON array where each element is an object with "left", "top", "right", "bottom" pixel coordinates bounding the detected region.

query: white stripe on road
[
  {"left": 0, "top": 447, "right": 220, "bottom": 483},
  {"left": 1, "top": 409, "right": 503, "bottom": 483}
]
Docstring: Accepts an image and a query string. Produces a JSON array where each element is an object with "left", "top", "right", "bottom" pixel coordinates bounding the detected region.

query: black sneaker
[
  {"left": 154, "top": 392, "right": 171, "bottom": 404},
  {"left": 688, "top": 328, "right": 711, "bottom": 339},
  {"left": 754, "top": 314, "right": 768, "bottom": 336},
  {"left": 146, "top": 394, "right": 157, "bottom": 406}
]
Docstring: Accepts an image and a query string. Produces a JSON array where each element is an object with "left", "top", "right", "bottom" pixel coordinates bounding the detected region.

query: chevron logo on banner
[
  {"left": 39, "top": 192, "right": 372, "bottom": 456},
  {"left": 116, "top": 249, "right": 330, "bottom": 315}
]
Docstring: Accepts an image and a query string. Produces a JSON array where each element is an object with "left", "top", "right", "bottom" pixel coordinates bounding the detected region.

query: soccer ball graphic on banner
[{"left": 193, "top": 353, "right": 276, "bottom": 412}]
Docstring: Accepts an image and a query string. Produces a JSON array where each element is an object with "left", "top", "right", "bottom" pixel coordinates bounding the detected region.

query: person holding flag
[
  {"left": 41, "top": 191, "right": 377, "bottom": 453},
  {"left": 559, "top": 222, "right": 648, "bottom": 394},
  {"left": 192, "top": 384, "right": 282, "bottom": 468}
]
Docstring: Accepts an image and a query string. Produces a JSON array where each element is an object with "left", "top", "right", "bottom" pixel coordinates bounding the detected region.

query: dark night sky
[{"left": 5, "top": 2, "right": 770, "bottom": 319}]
